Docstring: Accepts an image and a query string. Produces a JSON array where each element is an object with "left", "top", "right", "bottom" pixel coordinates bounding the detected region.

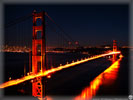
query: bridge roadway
[
  {"left": 0, "top": 51, "right": 120, "bottom": 89},
  {"left": 75, "top": 56, "right": 123, "bottom": 100}
]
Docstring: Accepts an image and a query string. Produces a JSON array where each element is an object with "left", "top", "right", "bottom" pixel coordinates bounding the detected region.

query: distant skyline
[{"left": 4, "top": 4, "right": 129, "bottom": 47}]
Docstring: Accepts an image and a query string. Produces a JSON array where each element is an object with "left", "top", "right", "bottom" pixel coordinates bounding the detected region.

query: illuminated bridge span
[
  {"left": 0, "top": 51, "right": 120, "bottom": 89},
  {"left": 75, "top": 55, "right": 123, "bottom": 100},
  {"left": 3, "top": 10, "right": 122, "bottom": 99}
]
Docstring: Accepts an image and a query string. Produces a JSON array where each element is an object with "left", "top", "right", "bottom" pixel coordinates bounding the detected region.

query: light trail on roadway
[
  {"left": 0, "top": 51, "right": 120, "bottom": 89},
  {"left": 74, "top": 54, "right": 123, "bottom": 100}
]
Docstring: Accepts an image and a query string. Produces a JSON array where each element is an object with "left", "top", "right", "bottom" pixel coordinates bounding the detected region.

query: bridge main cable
[
  {"left": 0, "top": 51, "right": 120, "bottom": 89},
  {"left": 45, "top": 12, "right": 81, "bottom": 47},
  {"left": 5, "top": 13, "right": 32, "bottom": 28}
]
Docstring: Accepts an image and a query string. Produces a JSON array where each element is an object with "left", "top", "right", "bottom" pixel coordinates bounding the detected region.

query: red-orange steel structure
[
  {"left": 32, "top": 10, "right": 46, "bottom": 99},
  {"left": 113, "top": 40, "right": 117, "bottom": 52},
  {"left": 113, "top": 40, "right": 117, "bottom": 61},
  {"left": 0, "top": 51, "right": 121, "bottom": 89}
]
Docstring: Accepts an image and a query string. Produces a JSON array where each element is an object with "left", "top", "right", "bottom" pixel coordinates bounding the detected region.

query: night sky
[{"left": 4, "top": 4, "right": 129, "bottom": 47}]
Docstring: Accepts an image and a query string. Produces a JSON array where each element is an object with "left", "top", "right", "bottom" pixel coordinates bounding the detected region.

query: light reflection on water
[
  {"left": 33, "top": 55, "right": 123, "bottom": 100},
  {"left": 74, "top": 56, "right": 123, "bottom": 100}
]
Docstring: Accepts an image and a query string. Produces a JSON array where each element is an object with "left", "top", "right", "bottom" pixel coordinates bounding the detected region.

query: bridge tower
[
  {"left": 113, "top": 40, "right": 117, "bottom": 62},
  {"left": 32, "top": 10, "right": 46, "bottom": 99},
  {"left": 113, "top": 40, "right": 117, "bottom": 52}
]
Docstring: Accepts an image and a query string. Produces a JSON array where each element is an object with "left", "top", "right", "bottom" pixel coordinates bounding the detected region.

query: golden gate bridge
[{"left": 1, "top": 10, "right": 122, "bottom": 100}]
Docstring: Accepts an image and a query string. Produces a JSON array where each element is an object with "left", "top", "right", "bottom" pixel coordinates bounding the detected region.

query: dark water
[{"left": 1, "top": 50, "right": 129, "bottom": 99}]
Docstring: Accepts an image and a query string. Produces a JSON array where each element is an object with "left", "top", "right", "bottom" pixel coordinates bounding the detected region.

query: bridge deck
[{"left": 0, "top": 51, "right": 120, "bottom": 89}]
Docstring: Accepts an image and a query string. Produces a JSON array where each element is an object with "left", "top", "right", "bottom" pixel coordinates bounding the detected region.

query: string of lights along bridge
[
  {"left": 0, "top": 51, "right": 121, "bottom": 89},
  {"left": 2, "top": 10, "right": 122, "bottom": 100}
]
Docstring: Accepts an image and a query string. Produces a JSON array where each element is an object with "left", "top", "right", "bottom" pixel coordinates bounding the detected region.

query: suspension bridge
[{"left": 1, "top": 10, "right": 122, "bottom": 100}]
